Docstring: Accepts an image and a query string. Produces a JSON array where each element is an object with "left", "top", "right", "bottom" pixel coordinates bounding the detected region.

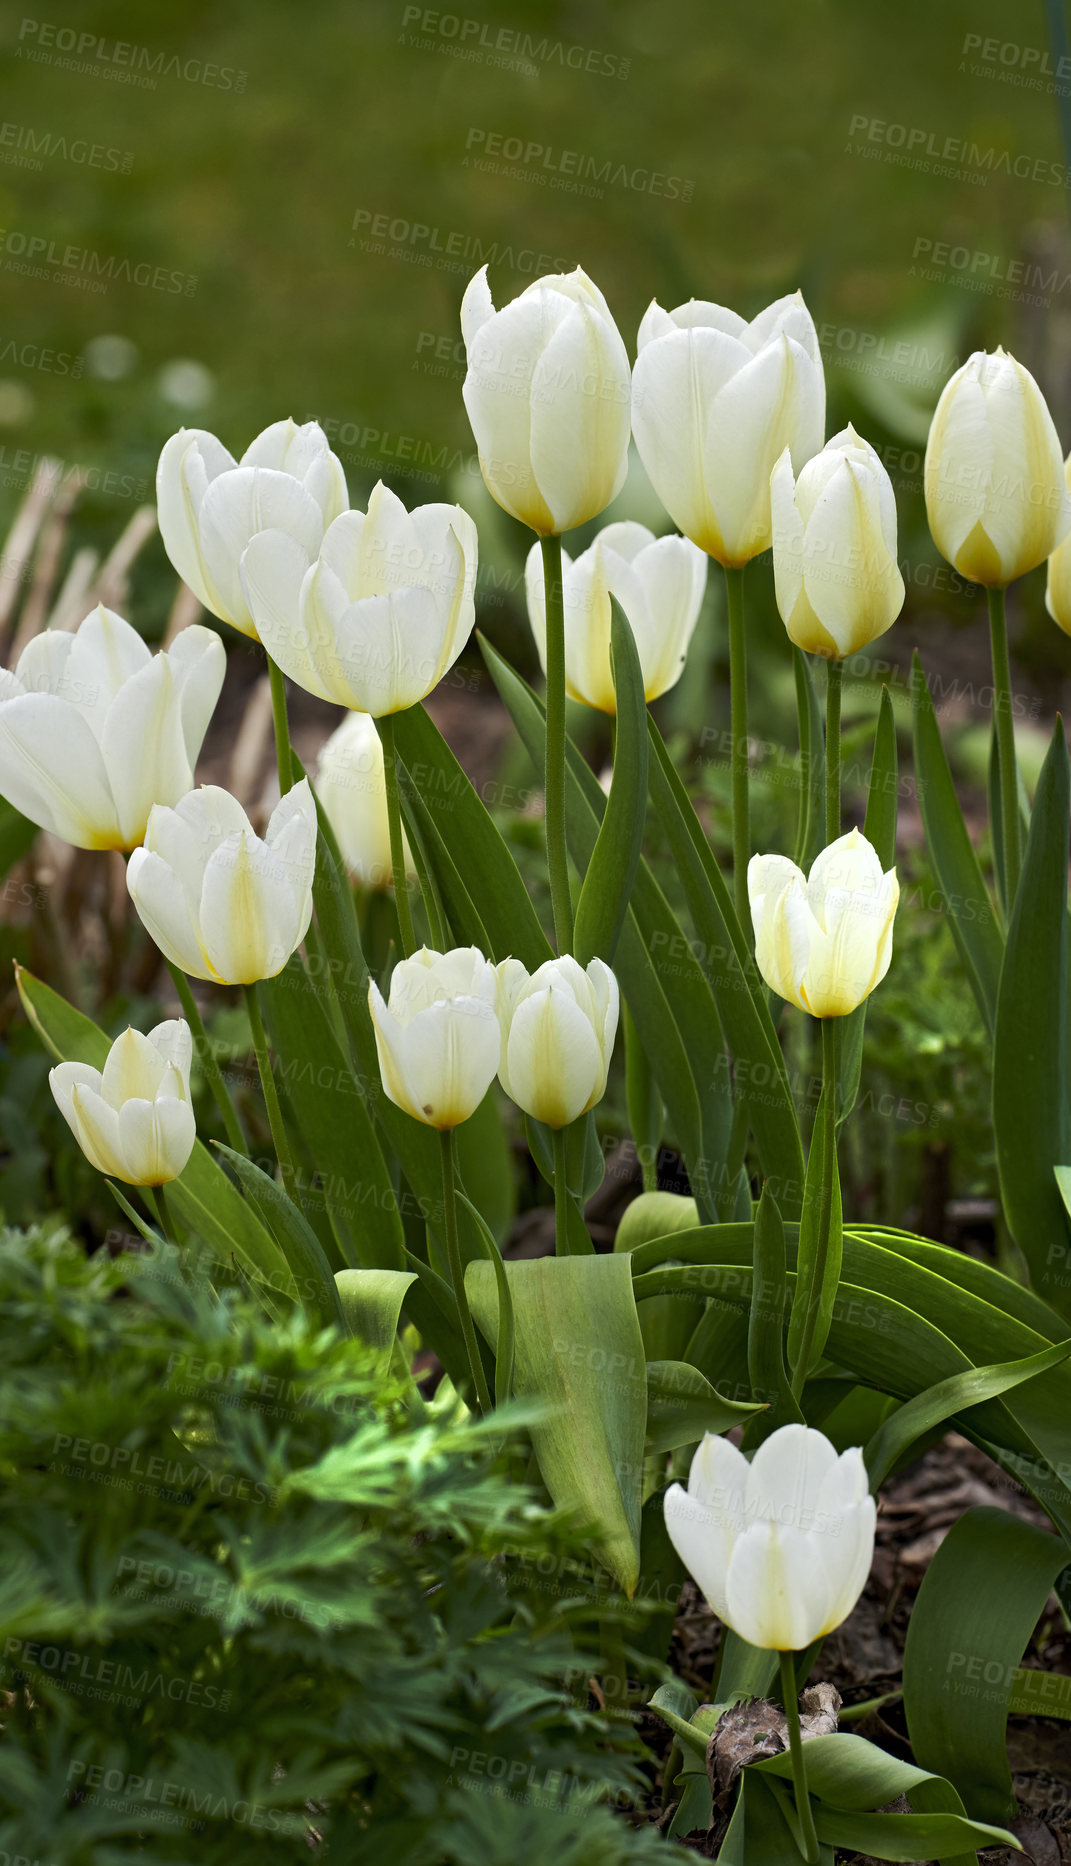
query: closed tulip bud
[
  {"left": 770, "top": 426, "right": 905, "bottom": 659},
  {"left": 126, "top": 781, "right": 317, "bottom": 985},
  {"left": 369, "top": 946, "right": 500, "bottom": 1130},
  {"left": 496, "top": 955, "right": 619, "bottom": 1127},
  {"left": 1045, "top": 453, "right": 1071, "bottom": 635},
  {"left": 461, "top": 265, "right": 632, "bottom": 535},
  {"left": 315, "top": 711, "right": 415, "bottom": 888},
  {"left": 632, "top": 292, "right": 825, "bottom": 566},
  {"left": 925, "top": 348, "right": 1071, "bottom": 587},
  {"left": 240, "top": 481, "right": 477, "bottom": 716},
  {"left": 0, "top": 605, "right": 224, "bottom": 851},
  {"left": 524, "top": 521, "right": 706, "bottom": 713},
  {"left": 156, "top": 418, "right": 348, "bottom": 639},
  {"left": 664, "top": 1424, "right": 876, "bottom": 1651},
  {"left": 50, "top": 1020, "right": 196, "bottom": 1186},
  {"left": 748, "top": 829, "right": 898, "bottom": 1019}
]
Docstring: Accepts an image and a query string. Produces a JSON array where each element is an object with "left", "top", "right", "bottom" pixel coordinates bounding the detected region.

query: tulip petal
[
  {"left": 199, "top": 829, "right": 304, "bottom": 985},
  {"left": 0, "top": 692, "right": 118, "bottom": 847},
  {"left": 745, "top": 1421, "right": 840, "bottom": 1528},
  {"left": 127, "top": 845, "right": 213, "bottom": 980},
  {"left": 505, "top": 984, "right": 603, "bottom": 1127},
  {"left": 101, "top": 657, "right": 192, "bottom": 848},
  {"left": 663, "top": 1480, "right": 735, "bottom": 1624},
  {"left": 156, "top": 429, "right": 238, "bottom": 614},
  {"left": 148, "top": 1018, "right": 194, "bottom": 1087},
  {"left": 118, "top": 1094, "right": 196, "bottom": 1185},
  {"left": 528, "top": 302, "right": 631, "bottom": 533},
  {"left": 725, "top": 1519, "right": 834, "bottom": 1649},
  {"left": 50, "top": 1060, "right": 104, "bottom": 1134},
  {"left": 376, "top": 992, "right": 500, "bottom": 1128},
  {"left": 460, "top": 264, "right": 496, "bottom": 351},
  {"left": 463, "top": 291, "right": 565, "bottom": 533},
  {"left": 632, "top": 327, "right": 751, "bottom": 557},
  {"left": 166, "top": 624, "right": 227, "bottom": 767},
  {"left": 240, "top": 530, "right": 334, "bottom": 701},
  {"left": 327, "top": 584, "right": 449, "bottom": 713},
  {"left": 101, "top": 1027, "right": 169, "bottom": 1109},
  {"left": 199, "top": 467, "right": 326, "bottom": 630},
  {"left": 69, "top": 1082, "right": 129, "bottom": 1180}
]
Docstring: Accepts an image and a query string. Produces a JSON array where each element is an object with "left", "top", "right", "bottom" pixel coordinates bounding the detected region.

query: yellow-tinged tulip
[
  {"left": 631, "top": 292, "right": 825, "bottom": 566},
  {"left": 1046, "top": 452, "right": 1071, "bottom": 635},
  {"left": 156, "top": 418, "right": 348, "bottom": 639},
  {"left": 924, "top": 347, "right": 1071, "bottom": 587},
  {"left": 496, "top": 956, "right": 619, "bottom": 1128},
  {"left": 50, "top": 1021, "right": 196, "bottom": 1186},
  {"left": 748, "top": 829, "right": 898, "bottom": 1019},
  {"left": 663, "top": 1424, "right": 876, "bottom": 1650},
  {"left": 126, "top": 782, "right": 317, "bottom": 985},
  {"left": 315, "top": 711, "right": 415, "bottom": 889},
  {"left": 461, "top": 265, "right": 632, "bottom": 535},
  {"left": 240, "top": 482, "right": 478, "bottom": 715},
  {"left": 524, "top": 521, "right": 706, "bottom": 713},
  {"left": 0, "top": 605, "right": 224, "bottom": 851},
  {"left": 369, "top": 946, "right": 500, "bottom": 1130},
  {"left": 770, "top": 426, "right": 905, "bottom": 659}
]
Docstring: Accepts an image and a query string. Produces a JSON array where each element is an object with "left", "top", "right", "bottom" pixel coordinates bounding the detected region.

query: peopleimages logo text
[
  {"left": 15, "top": 18, "right": 248, "bottom": 90},
  {"left": 0, "top": 228, "right": 196, "bottom": 294}
]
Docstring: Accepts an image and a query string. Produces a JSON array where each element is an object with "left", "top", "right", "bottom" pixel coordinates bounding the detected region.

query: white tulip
[
  {"left": 0, "top": 605, "right": 224, "bottom": 851},
  {"left": 50, "top": 1021, "right": 196, "bottom": 1186},
  {"left": 524, "top": 521, "right": 706, "bottom": 713},
  {"left": 315, "top": 711, "right": 415, "bottom": 888},
  {"left": 770, "top": 426, "right": 905, "bottom": 659},
  {"left": 1046, "top": 453, "right": 1071, "bottom": 635},
  {"left": 496, "top": 955, "right": 620, "bottom": 1128},
  {"left": 240, "top": 481, "right": 477, "bottom": 716},
  {"left": 156, "top": 418, "right": 348, "bottom": 638},
  {"left": 632, "top": 291, "right": 826, "bottom": 566},
  {"left": 461, "top": 265, "right": 632, "bottom": 535},
  {"left": 664, "top": 1424, "right": 876, "bottom": 1650},
  {"left": 748, "top": 829, "right": 898, "bottom": 1019},
  {"left": 126, "top": 781, "right": 317, "bottom": 985},
  {"left": 369, "top": 946, "right": 500, "bottom": 1130},
  {"left": 925, "top": 348, "right": 1071, "bottom": 588}
]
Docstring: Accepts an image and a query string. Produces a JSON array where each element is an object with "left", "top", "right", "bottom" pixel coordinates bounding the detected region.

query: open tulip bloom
[
  {"left": 770, "top": 426, "right": 905, "bottom": 661},
  {"left": 156, "top": 418, "right": 348, "bottom": 638},
  {"left": 748, "top": 830, "right": 898, "bottom": 1020},
  {"left": 496, "top": 955, "right": 619, "bottom": 1128},
  {"left": 524, "top": 522, "right": 706, "bottom": 712},
  {"left": 315, "top": 710, "right": 415, "bottom": 889},
  {"left": 50, "top": 1021, "right": 196, "bottom": 1187},
  {"left": 0, "top": 605, "right": 225, "bottom": 851}
]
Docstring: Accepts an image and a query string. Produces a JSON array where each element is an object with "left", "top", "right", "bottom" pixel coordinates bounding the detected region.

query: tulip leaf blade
[
  {"left": 911, "top": 652, "right": 1003, "bottom": 1037},
  {"left": 455, "top": 1187, "right": 515, "bottom": 1407},
  {"left": 333, "top": 1267, "right": 416, "bottom": 1373},
  {"left": 466, "top": 1252, "right": 646, "bottom": 1594},
  {"left": 645, "top": 1358, "right": 762, "bottom": 1453},
  {"left": 902, "top": 1505, "right": 1070, "bottom": 1822},
  {"left": 837, "top": 684, "right": 898, "bottom": 1127},
  {"left": 993, "top": 718, "right": 1071, "bottom": 1316},
  {"left": 787, "top": 1075, "right": 842, "bottom": 1388},
  {"left": 573, "top": 595, "right": 649, "bottom": 968},
  {"left": 792, "top": 647, "right": 826, "bottom": 873},
  {"left": 213, "top": 1142, "right": 345, "bottom": 1332},
  {"left": 747, "top": 1184, "right": 803, "bottom": 1433}
]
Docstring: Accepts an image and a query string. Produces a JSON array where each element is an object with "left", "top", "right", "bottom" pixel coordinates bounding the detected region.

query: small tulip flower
[
  {"left": 925, "top": 348, "right": 1071, "bottom": 588},
  {"left": 156, "top": 418, "right": 348, "bottom": 639},
  {"left": 0, "top": 606, "right": 224, "bottom": 851},
  {"left": 664, "top": 1423, "right": 876, "bottom": 1651},
  {"left": 315, "top": 711, "right": 415, "bottom": 889},
  {"left": 770, "top": 426, "right": 905, "bottom": 659},
  {"left": 631, "top": 292, "right": 826, "bottom": 566},
  {"left": 1046, "top": 453, "right": 1071, "bottom": 636},
  {"left": 126, "top": 781, "right": 318, "bottom": 985},
  {"left": 461, "top": 265, "right": 632, "bottom": 535},
  {"left": 240, "top": 482, "right": 478, "bottom": 716},
  {"left": 496, "top": 956, "right": 620, "bottom": 1128},
  {"left": 50, "top": 1021, "right": 196, "bottom": 1186},
  {"left": 524, "top": 522, "right": 707, "bottom": 713},
  {"left": 748, "top": 829, "right": 898, "bottom": 1019},
  {"left": 369, "top": 946, "right": 500, "bottom": 1130}
]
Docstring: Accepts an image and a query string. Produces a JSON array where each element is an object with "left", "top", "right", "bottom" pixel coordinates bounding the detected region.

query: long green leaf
[
  {"left": 214, "top": 1143, "right": 344, "bottom": 1331},
  {"left": 645, "top": 1359, "right": 761, "bottom": 1453},
  {"left": 748, "top": 1184, "right": 802, "bottom": 1430},
  {"left": 573, "top": 595, "right": 648, "bottom": 967},
  {"left": 792, "top": 646, "right": 826, "bottom": 871}
]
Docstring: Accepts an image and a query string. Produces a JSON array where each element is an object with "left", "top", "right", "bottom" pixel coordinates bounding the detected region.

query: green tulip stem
[
  {"left": 164, "top": 960, "right": 247, "bottom": 1154},
  {"left": 986, "top": 585, "right": 1022, "bottom": 906},
  {"left": 376, "top": 712, "right": 417, "bottom": 959},
  {"left": 824, "top": 655, "right": 842, "bottom": 845},
  {"left": 552, "top": 1126, "right": 570, "bottom": 1254},
  {"left": 779, "top": 1650, "right": 820, "bottom": 1865},
  {"left": 243, "top": 983, "right": 298, "bottom": 1206},
  {"left": 724, "top": 564, "right": 751, "bottom": 934},
  {"left": 266, "top": 654, "right": 293, "bottom": 796},
  {"left": 152, "top": 1182, "right": 175, "bottom": 1250},
  {"left": 791, "top": 1017, "right": 839, "bottom": 1400},
  {"left": 440, "top": 1128, "right": 492, "bottom": 1415},
  {"left": 540, "top": 532, "right": 575, "bottom": 954}
]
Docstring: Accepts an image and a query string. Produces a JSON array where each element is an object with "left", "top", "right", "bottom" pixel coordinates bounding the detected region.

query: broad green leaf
[
  {"left": 454, "top": 1087, "right": 516, "bottom": 1246},
  {"left": 838, "top": 686, "right": 897, "bottom": 1125},
  {"left": 787, "top": 1079, "right": 842, "bottom": 1386},
  {"left": 334, "top": 1267, "right": 416, "bottom": 1372},
  {"left": 903, "top": 1505, "right": 1070, "bottom": 1821},
  {"left": 466, "top": 1252, "right": 647, "bottom": 1594},
  {"left": 214, "top": 1143, "right": 345, "bottom": 1331},
  {"left": 792, "top": 647, "right": 826, "bottom": 872},
  {"left": 396, "top": 771, "right": 491, "bottom": 952},
  {"left": 860, "top": 1223, "right": 1066, "bottom": 1342},
  {"left": 645, "top": 1359, "right": 761, "bottom": 1453},
  {"left": 624, "top": 1003, "right": 662, "bottom": 1185},
  {"left": 573, "top": 595, "right": 648, "bottom": 967},
  {"left": 911, "top": 652, "right": 1003, "bottom": 1036},
  {"left": 993, "top": 720, "right": 1071, "bottom": 1315},
  {"left": 614, "top": 1190, "right": 700, "bottom": 1253},
  {"left": 1007, "top": 1665, "right": 1071, "bottom": 1719},
  {"left": 747, "top": 1184, "right": 802, "bottom": 1431}
]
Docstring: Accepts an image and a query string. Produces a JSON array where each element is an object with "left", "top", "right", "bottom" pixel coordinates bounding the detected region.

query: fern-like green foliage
[{"left": 0, "top": 1227, "right": 682, "bottom": 1865}]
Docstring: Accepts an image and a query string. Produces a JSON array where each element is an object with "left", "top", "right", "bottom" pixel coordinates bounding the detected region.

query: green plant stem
[
  {"left": 779, "top": 1649, "right": 820, "bottom": 1864},
  {"left": 724, "top": 564, "right": 750, "bottom": 934},
  {"left": 243, "top": 983, "right": 298, "bottom": 1205},
  {"left": 164, "top": 959, "right": 247, "bottom": 1153},
  {"left": 266, "top": 654, "right": 293, "bottom": 796},
  {"left": 824, "top": 656, "right": 842, "bottom": 845},
  {"left": 986, "top": 585, "right": 1021, "bottom": 906},
  {"left": 376, "top": 712, "right": 417, "bottom": 958},
  {"left": 153, "top": 1182, "right": 175, "bottom": 1248},
  {"left": 440, "top": 1128, "right": 492, "bottom": 1415},
  {"left": 552, "top": 1126, "right": 570, "bottom": 1255},
  {"left": 790, "top": 1018, "right": 839, "bottom": 1400},
  {"left": 540, "top": 533, "right": 574, "bottom": 954}
]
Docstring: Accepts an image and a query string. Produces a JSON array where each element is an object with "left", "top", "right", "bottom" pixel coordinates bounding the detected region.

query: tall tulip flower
[
  {"left": 524, "top": 522, "right": 706, "bottom": 713},
  {"left": 315, "top": 711, "right": 415, "bottom": 889},
  {"left": 50, "top": 1021, "right": 196, "bottom": 1187},
  {"left": 0, "top": 605, "right": 224, "bottom": 851},
  {"left": 496, "top": 956, "right": 619, "bottom": 1128},
  {"left": 748, "top": 829, "right": 898, "bottom": 1021},
  {"left": 770, "top": 426, "right": 904, "bottom": 662},
  {"left": 156, "top": 418, "right": 348, "bottom": 639}
]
